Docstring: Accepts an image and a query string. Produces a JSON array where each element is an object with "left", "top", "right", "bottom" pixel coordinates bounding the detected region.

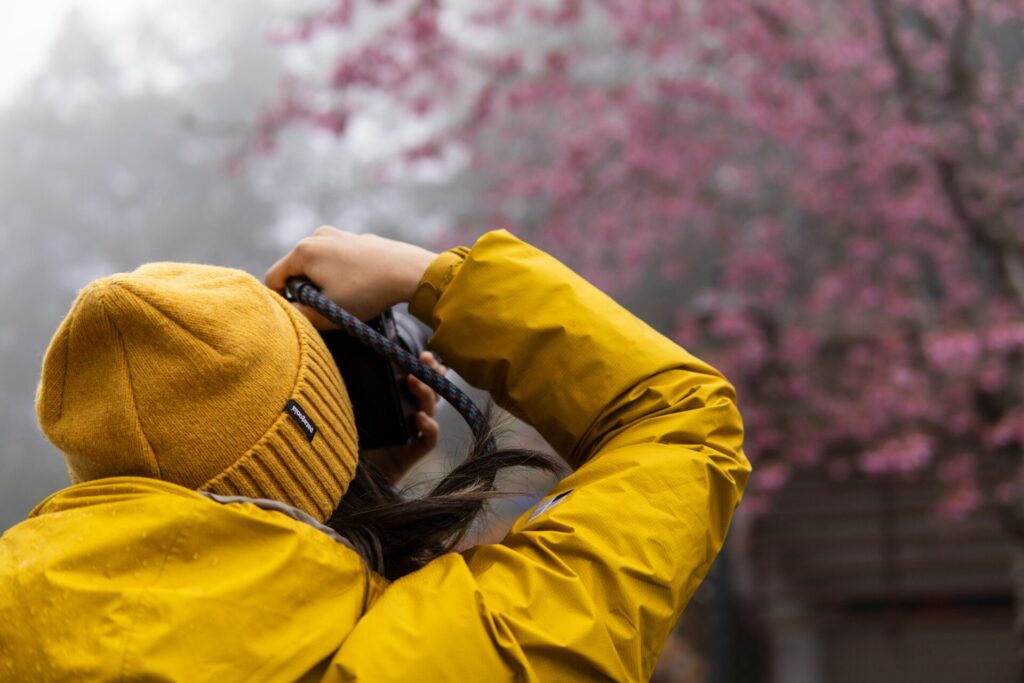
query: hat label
[{"left": 284, "top": 399, "right": 317, "bottom": 442}]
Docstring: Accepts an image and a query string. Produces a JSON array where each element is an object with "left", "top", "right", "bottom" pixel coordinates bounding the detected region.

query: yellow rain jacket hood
[{"left": 0, "top": 231, "right": 750, "bottom": 681}]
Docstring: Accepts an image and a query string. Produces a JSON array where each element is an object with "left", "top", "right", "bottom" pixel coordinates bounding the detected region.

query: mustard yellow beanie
[{"left": 35, "top": 262, "right": 359, "bottom": 522}]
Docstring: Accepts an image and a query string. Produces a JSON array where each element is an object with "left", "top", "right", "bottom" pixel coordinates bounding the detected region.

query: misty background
[{"left": 0, "top": 0, "right": 482, "bottom": 531}]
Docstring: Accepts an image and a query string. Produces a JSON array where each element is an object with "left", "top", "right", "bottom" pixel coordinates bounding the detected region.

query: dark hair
[{"left": 327, "top": 415, "right": 563, "bottom": 581}]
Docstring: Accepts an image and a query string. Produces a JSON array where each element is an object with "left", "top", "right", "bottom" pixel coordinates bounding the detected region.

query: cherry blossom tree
[{"left": 267, "top": 1, "right": 1024, "bottom": 522}]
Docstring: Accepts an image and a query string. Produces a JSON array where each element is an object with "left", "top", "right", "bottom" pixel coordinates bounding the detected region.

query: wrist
[{"left": 394, "top": 246, "right": 438, "bottom": 303}]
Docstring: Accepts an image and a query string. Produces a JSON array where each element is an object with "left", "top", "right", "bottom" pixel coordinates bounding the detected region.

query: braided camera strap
[{"left": 286, "top": 278, "right": 496, "bottom": 454}]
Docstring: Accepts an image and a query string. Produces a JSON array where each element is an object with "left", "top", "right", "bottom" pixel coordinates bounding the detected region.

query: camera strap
[{"left": 284, "top": 278, "right": 496, "bottom": 454}]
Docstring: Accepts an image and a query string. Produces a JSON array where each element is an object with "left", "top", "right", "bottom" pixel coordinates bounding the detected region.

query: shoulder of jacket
[{"left": 198, "top": 491, "right": 357, "bottom": 551}]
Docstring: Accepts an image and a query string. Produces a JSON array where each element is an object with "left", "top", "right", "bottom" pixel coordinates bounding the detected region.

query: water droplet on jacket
[{"left": 191, "top": 552, "right": 199, "bottom": 561}]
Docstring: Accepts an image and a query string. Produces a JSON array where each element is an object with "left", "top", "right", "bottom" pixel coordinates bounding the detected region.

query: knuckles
[
  {"left": 293, "top": 237, "right": 319, "bottom": 258},
  {"left": 313, "top": 225, "right": 338, "bottom": 237}
]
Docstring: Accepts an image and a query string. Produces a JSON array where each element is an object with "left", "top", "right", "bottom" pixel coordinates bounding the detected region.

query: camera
[{"left": 319, "top": 307, "right": 433, "bottom": 450}]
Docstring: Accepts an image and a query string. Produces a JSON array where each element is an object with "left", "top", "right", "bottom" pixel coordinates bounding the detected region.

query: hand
[
  {"left": 265, "top": 226, "right": 438, "bottom": 327},
  {"left": 361, "top": 352, "right": 447, "bottom": 486}
]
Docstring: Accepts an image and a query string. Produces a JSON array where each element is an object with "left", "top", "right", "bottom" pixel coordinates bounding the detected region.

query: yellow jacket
[{"left": 0, "top": 230, "right": 750, "bottom": 681}]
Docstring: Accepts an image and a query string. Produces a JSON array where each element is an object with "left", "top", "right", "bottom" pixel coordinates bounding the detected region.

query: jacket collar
[
  {"left": 198, "top": 491, "right": 356, "bottom": 550},
  {"left": 30, "top": 477, "right": 355, "bottom": 549}
]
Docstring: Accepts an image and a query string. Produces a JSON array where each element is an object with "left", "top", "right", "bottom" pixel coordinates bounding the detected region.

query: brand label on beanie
[{"left": 284, "top": 400, "right": 317, "bottom": 442}]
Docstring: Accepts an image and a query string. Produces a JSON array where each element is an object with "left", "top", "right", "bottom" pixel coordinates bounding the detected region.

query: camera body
[{"left": 319, "top": 308, "right": 432, "bottom": 450}]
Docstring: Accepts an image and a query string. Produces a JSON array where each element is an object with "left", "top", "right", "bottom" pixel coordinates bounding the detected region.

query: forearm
[
  {"left": 329, "top": 230, "right": 751, "bottom": 681},
  {"left": 409, "top": 230, "right": 743, "bottom": 469}
]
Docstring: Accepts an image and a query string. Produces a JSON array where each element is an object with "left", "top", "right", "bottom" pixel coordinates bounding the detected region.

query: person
[{"left": 0, "top": 228, "right": 750, "bottom": 681}]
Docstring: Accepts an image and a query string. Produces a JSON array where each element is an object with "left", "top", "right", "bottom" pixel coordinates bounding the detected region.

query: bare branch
[
  {"left": 870, "top": 0, "right": 920, "bottom": 119},
  {"left": 946, "top": 0, "right": 976, "bottom": 103},
  {"left": 905, "top": 6, "right": 947, "bottom": 43},
  {"left": 937, "top": 157, "right": 1024, "bottom": 305},
  {"left": 751, "top": 4, "right": 791, "bottom": 39}
]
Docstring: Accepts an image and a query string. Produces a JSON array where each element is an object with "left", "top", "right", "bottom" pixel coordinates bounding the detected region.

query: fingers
[
  {"left": 264, "top": 251, "right": 294, "bottom": 294},
  {"left": 264, "top": 231, "right": 348, "bottom": 329},
  {"left": 416, "top": 411, "right": 440, "bottom": 453},
  {"left": 407, "top": 351, "right": 446, "bottom": 414},
  {"left": 264, "top": 235, "right": 323, "bottom": 293},
  {"left": 408, "top": 350, "right": 445, "bottom": 452},
  {"left": 421, "top": 351, "right": 444, "bottom": 370},
  {"left": 264, "top": 227, "right": 358, "bottom": 292},
  {"left": 408, "top": 375, "right": 437, "bottom": 417},
  {"left": 267, "top": 225, "right": 438, "bottom": 323},
  {"left": 263, "top": 237, "right": 336, "bottom": 330},
  {"left": 312, "top": 225, "right": 343, "bottom": 238},
  {"left": 421, "top": 351, "right": 447, "bottom": 380}
]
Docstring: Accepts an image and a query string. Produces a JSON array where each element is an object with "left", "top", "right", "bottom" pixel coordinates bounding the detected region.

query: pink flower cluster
[{"left": 274, "top": 0, "right": 1024, "bottom": 519}]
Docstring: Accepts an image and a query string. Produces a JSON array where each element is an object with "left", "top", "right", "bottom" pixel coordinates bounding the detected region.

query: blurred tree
[
  {"left": 270, "top": 0, "right": 1024, "bottom": 662},
  {"left": 0, "top": 1, "right": 290, "bottom": 529},
  {"left": 271, "top": 0, "right": 1024, "bottom": 524}
]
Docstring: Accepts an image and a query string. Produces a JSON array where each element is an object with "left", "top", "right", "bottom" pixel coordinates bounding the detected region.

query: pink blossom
[
  {"left": 270, "top": 0, "right": 1024, "bottom": 518},
  {"left": 859, "top": 433, "right": 935, "bottom": 475},
  {"left": 938, "top": 454, "right": 975, "bottom": 483},
  {"left": 938, "top": 486, "right": 981, "bottom": 520},
  {"left": 754, "top": 463, "right": 790, "bottom": 493}
]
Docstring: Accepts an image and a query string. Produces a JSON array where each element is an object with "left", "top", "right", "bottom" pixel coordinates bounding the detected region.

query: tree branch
[
  {"left": 937, "top": 157, "right": 1024, "bottom": 306},
  {"left": 871, "top": 0, "right": 920, "bottom": 120},
  {"left": 946, "top": 0, "right": 976, "bottom": 103}
]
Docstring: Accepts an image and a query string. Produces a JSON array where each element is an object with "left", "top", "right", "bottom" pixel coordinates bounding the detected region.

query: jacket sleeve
[{"left": 323, "top": 230, "right": 751, "bottom": 682}]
